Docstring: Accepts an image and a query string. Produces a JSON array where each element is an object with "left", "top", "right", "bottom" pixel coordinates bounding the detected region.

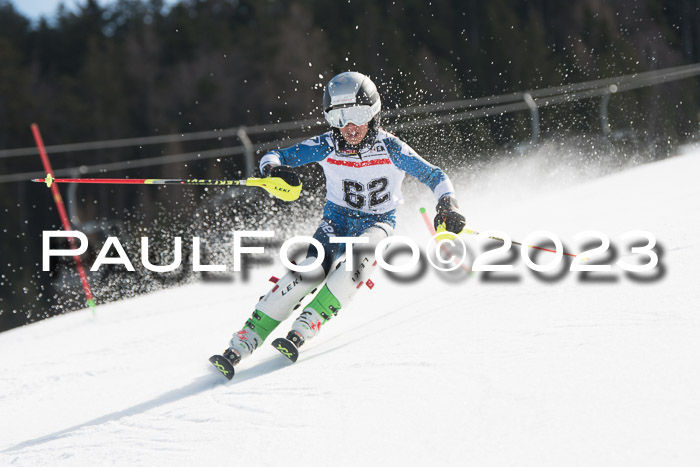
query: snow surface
[{"left": 2, "top": 148, "right": 700, "bottom": 466}]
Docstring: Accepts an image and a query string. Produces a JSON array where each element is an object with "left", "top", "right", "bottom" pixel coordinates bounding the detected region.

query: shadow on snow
[{"left": 3, "top": 357, "right": 291, "bottom": 453}]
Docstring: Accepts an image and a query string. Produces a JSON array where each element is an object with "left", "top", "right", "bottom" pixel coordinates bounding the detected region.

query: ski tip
[
  {"left": 209, "top": 354, "right": 235, "bottom": 380},
  {"left": 271, "top": 338, "right": 299, "bottom": 363},
  {"left": 419, "top": 207, "right": 426, "bottom": 214}
]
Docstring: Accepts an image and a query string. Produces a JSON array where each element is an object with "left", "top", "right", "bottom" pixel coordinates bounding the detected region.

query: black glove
[
  {"left": 433, "top": 196, "right": 466, "bottom": 234},
  {"left": 263, "top": 164, "right": 301, "bottom": 187}
]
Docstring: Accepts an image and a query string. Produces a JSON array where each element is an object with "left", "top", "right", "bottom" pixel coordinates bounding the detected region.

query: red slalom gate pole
[{"left": 31, "top": 123, "right": 96, "bottom": 312}]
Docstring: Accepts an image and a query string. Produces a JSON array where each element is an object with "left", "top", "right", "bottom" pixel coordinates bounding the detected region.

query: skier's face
[{"left": 340, "top": 123, "right": 369, "bottom": 145}]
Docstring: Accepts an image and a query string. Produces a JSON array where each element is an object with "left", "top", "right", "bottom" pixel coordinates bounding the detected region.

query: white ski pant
[{"left": 255, "top": 223, "right": 393, "bottom": 322}]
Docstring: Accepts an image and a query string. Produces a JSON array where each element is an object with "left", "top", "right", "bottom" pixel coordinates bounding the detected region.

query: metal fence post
[
  {"left": 237, "top": 127, "right": 254, "bottom": 177},
  {"left": 523, "top": 93, "right": 540, "bottom": 144},
  {"left": 66, "top": 167, "right": 83, "bottom": 226},
  {"left": 600, "top": 84, "right": 618, "bottom": 136}
]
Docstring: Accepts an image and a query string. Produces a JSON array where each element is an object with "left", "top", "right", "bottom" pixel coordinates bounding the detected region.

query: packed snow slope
[{"left": 2, "top": 147, "right": 700, "bottom": 467}]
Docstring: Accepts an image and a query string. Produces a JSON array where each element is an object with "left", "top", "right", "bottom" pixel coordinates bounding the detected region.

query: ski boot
[
  {"left": 209, "top": 330, "right": 257, "bottom": 380},
  {"left": 272, "top": 285, "right": 341, "bottom": 363},
  {"left": 272, "top": 308, "right": 325, "bottom": 363},
  {"left": 210, "top": 309, "right": 282, "bottom": 380}
]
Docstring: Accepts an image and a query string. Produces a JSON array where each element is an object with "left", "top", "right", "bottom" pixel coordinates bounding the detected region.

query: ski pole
[
  {"left": 420, "top": 207, "right": 582, "bottom": 259},
  {"left": 436, "top": 222, "right": 580, "bottom": 258},
  {"left": 31, "top": 174, "right": 302, "bottom": 202}
]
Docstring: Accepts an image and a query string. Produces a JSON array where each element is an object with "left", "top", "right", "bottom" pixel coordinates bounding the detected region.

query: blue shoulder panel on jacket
[
  {"left": 270, "top": 133, "right": 334, "bottom": 167},
  {"left": 382, "top": 136, "right": 448, "bottom": 191}
]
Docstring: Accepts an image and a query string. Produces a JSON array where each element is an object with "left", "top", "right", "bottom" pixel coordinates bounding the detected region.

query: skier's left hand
[{"left": 434, "top": 196, "right": 466, "bottom": 234}]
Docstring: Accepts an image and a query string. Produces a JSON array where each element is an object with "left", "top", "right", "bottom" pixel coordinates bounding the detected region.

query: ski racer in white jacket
[{"left": 221, "top": 71, "right": 465, "bottom": 366}]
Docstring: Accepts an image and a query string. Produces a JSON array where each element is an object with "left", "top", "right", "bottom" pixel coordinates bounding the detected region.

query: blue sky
[
  {"left": 14, "top": 0, "right": 91, "bottom": 19},
  {"left": 12, "top": 0, "right": 176, "bottom": 21}
]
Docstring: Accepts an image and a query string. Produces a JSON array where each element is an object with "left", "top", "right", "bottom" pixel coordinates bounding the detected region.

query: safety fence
[{"left": 1, "top": 62, "right": 699, "bottom": 185}]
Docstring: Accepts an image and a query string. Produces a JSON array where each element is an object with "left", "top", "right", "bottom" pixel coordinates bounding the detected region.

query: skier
[{"left": 213, "top": 71, "right": 465, "bottom": 373}]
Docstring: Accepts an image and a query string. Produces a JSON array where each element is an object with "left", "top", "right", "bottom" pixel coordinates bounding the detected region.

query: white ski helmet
[{"left": 323, "top": 71, "right": 381, "bottom": 129}]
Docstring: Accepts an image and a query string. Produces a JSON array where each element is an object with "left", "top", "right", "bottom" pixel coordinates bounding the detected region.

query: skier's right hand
[{"left": 263, "top": 164, "right": 301, "bottom": 187}]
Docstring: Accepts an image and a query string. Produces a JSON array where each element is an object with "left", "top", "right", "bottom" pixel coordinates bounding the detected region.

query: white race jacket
[{"left": 260, "top": 129, "right": 455, "bottom": 214}]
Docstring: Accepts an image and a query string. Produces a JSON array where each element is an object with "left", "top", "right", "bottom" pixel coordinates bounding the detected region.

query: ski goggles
[{"left": 324, "top": 100, "right": 381, "bottom": 128}]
